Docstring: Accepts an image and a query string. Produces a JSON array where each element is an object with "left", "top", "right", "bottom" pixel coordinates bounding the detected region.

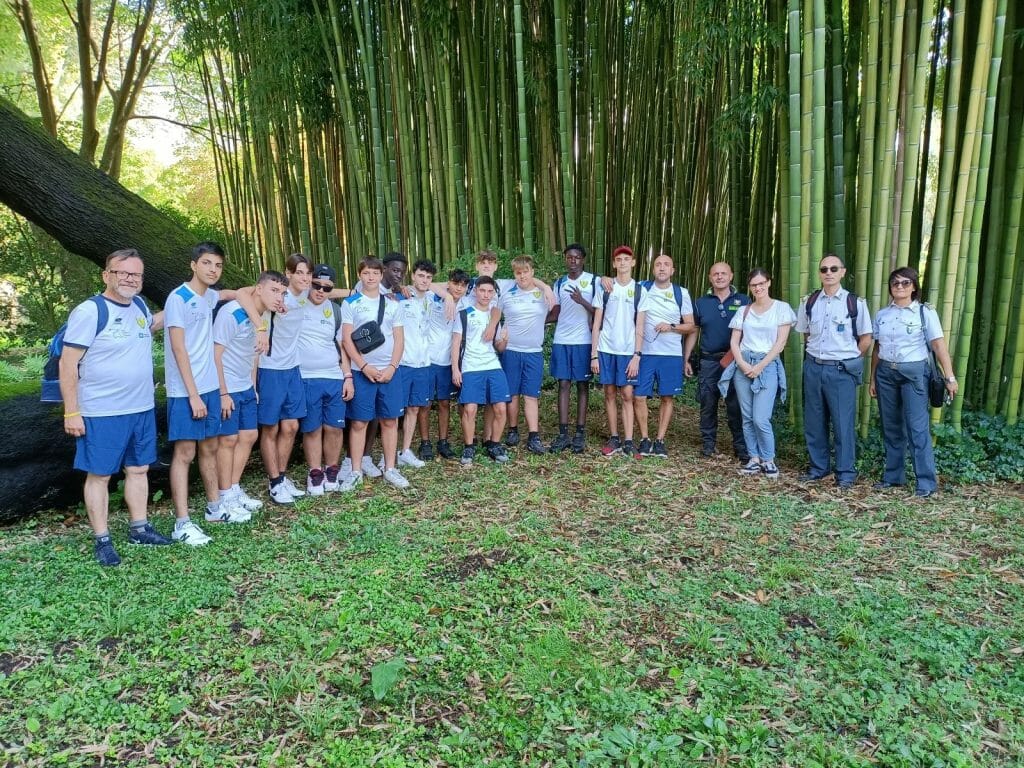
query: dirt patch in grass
[
  {"left": 0, "top": 652, "right": 36, "bottom": 676},
  {"left": 440, "top": 548, "right": 513, "bottom": 581}
]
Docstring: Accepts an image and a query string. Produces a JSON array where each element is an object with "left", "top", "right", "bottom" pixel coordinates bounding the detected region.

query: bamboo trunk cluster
[{"left": 176, "top": 0, "right": 1024, "bottom": 426}]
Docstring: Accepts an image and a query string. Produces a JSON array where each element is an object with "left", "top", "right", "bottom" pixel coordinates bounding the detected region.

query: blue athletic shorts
[
  {"left": 636, "top": 354, "right": 684, "bottom": 397},
  {"left": 349, "top": 368, "right": 406, "bottom": 421},
  {"left": 501, "top": 350, "right": 543, "bottom": 397},
  {"left": 168, "top": 390, "right": 221, "bottom": 441},
  {"left": 300, "top": 377, "right": 346, "bottom": 433},
  {"left": 550, "top": 343, "right": 592, "bottom": 382},
  {"left": 400, "top": 365, "right": 431, "bottom": 408},
  {"left": 598, "top": 352, "right": 638, "bottom": 388},
  {"left": 459, "top": 369, "right": 512, "bottom": 405},
  {"left": 219, "top": 387, "right": 258, "bottom": 436},
  {"left": 256, "top": 366, "right": 306, "bottom": 425},
  {"left": 74, "top": 409, "right": 157, "bottom": 476},
  {"left": 428, "top": 363, "right": 455, "bottom": 401}
]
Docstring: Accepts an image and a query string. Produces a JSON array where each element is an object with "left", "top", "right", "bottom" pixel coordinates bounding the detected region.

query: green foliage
[{"left": 854, "top": 410, "right": 1024, "bottom": 484}]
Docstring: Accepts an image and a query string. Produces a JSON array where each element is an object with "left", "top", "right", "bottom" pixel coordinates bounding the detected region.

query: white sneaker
[
  {"left": 341, "top": 457, "right": 352, "bottom": 475},
  {"left": 234, "top": 489, "right": 263, "bottom": 511},
  {"left": 282, "top": 476, "right": 306, "bottom": 497},
  {"left": 361, "top": 456, "right": 383, "bottom": 478},
  {"left": 307, "top": 468, "right": 326, "bottom": 497},
  {"left": 172, "top": 520, "right": 212, "bottom": 546},
  {"left": 269, "top": 482, "right": 295, "bottom": 505},
  {"left": 339, "top": 472, "right": 364, "bottom": 492},
  {"left": 397, "top": 449, "right": 426, "bottom": 469},
  {"left": 205, "top": 503, "right": 250, "bottom": 523},
  {"left": 382, "top": 467, "right": 410, "bottom": 489}
]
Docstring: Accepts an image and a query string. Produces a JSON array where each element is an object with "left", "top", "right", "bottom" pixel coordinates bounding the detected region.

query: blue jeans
[
  {"left": 731, "top": 352, "right": 781, "bottom": 462},
  {"left": 875, "top": 361, "right": 937, "bottom": 493}
]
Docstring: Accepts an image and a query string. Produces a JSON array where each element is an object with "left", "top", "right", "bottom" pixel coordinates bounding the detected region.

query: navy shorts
[
  {"left": 168, "top": 391, "right": 221, "bottom": 441},
  {"left": 459, "top": 369, "right": 512, "bottom": 405},
  {"left": 218, "top": 387, "right": 258, "bottom": 436},
  {"left": 74, "top": 409, "right": 157, "bottom": 476},
  {"left": 349, "top": 368, "right": 406, "bottom": 421},
  {"left": 300, "top": 378, "right": 346, "bottom": 433},
  {"left": 550, "top": 343, "right": 592, "bottom": 382},
  {"left": 636, "top": 354, "right": 684, "bottom": 397},
  {"left": 256, "top": 366, "right": 306, "bottom": 425},
  {"left": 428, "top": 364, "right": 455, "bottom": 401},
  {"left": 401, "top": 365, "right": 432, "bottom": 408},
  {"left": 598, "top": 352, "right": 638, "bottom": 387},
  {"left": 501, "top": 350, "right": 543, "bottom": 397}
]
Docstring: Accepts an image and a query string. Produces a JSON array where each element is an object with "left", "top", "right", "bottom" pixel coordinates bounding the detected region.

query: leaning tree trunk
[
  {"left": 0, "top": 97, "right": 252, "bottom": 521},
  {"left": 0, "top": 96, "right": 250, "bottom": 302}
]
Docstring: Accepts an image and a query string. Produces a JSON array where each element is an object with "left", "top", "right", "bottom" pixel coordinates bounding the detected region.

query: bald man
[{"left": 684, "top": 262, "right": 750, "bottom": 462}]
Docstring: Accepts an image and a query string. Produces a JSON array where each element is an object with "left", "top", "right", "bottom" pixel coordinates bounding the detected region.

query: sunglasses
[
  {"left": 890, "top": 279, "right": 914, "bottom": 288},
  {"left": 819, "top": 265, "right": 842, "bottom": 273},
  {"left": 310, "top": 281, "right": 333, "bottom": 292}
]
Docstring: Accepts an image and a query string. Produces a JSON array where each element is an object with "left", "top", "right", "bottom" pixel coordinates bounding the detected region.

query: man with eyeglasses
[
  {"left": 795, "top": 253, "right": 872, "bottom": 489},
  {"left": 297, "top": 264, "right": 354, "bottom": 495},
  {"left": 60, "top": 249, "right": 170, "bottom": 566},
  {"left": 684, "top": 262, "right": 750, "bottom": 462}
]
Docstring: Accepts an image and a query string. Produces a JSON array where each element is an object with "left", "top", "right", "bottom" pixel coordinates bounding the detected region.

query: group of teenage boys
[{"left": 63, "top": 241, "right": 763, "bottom": 567}]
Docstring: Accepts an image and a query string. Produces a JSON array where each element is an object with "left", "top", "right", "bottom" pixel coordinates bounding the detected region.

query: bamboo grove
[{"left": 172, "top": 0, "right": 1024, "bottom": 428}]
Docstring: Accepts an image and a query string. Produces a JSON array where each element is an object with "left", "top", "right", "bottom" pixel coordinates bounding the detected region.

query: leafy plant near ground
[{"left": 1, "top": 406, "right": 1022, "bottom": 767}]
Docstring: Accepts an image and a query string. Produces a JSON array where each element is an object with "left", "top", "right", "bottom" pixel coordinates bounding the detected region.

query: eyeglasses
[
  {"left": 749, "top": 281, "right": 769, "bottom": 290},
  {"left": 107, "top": 270, "right": 144, "bottom": 281},
  {"left": 819, "top": 265, "right": 842, "bottom": 273},
  {"left": 310, "top": 281, "right": 333, "bottom": 292},
  {"left": 890, "top": 279, "right": 913, "bottom": 288}
]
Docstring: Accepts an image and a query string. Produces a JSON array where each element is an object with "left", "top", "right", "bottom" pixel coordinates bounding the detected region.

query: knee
[
  {"left": 124, "top": 466, "right": 148, "bottom": 478},
  {"left": 380, "top": 418, "right": 398, "bottom": 429},
  {"left": 220, "top": 434, "right": 239, "bottom": 449},
  {"left": 173, "top": 442, "right": 196, "bottom": 463}
]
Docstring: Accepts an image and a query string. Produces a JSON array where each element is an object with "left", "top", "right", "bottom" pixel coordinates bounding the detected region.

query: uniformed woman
[{"left": 869, "top": 267, "right": 957, "bottom": 497}]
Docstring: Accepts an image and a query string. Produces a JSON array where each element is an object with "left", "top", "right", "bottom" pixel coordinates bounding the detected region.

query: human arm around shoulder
[{"left": 224, "top": 286, "right": 270, "bottom": 354}]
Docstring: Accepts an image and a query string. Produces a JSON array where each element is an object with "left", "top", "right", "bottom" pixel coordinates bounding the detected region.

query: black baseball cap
[{"left": 311, "top": 264, "right": 336, "bottom": 282}]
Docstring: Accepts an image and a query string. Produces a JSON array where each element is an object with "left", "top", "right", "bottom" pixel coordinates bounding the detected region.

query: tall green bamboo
[{"left": 513, "top": 0, "right": 534, "bottom": 252}]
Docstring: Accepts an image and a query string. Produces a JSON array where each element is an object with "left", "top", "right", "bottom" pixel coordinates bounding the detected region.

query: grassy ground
[{"left": 1, "top": 403, "right": 1022, "bottom": 767}]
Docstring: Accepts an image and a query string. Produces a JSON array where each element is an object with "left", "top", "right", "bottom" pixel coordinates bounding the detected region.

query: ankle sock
[{"left": 129, "top": 519, "right": 148, "bottom": 531}]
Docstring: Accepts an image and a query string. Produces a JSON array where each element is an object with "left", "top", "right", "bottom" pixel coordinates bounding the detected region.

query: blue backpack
[{"left": 41, "top": 295, "right": 148, "bottom": 403}]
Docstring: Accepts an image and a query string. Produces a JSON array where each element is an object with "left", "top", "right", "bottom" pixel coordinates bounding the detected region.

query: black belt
[
  {"left": 700, "top": 351, "right": 727, "bottom": 360},
  {"left": 807, "top": 356, "right": 857, "bottom": 366}
]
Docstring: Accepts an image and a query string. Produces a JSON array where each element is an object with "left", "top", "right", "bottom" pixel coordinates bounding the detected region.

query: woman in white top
[
  {"left": 726, "top": 268, "right": 796, "bottom": 478},
  {"left": 869, "top": 267, "right": 957, "bottom": 497}
]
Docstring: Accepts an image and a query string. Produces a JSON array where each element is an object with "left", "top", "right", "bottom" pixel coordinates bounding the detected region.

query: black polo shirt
[{"left": 693, "top": 289, "right": 750, "bottom": 355}]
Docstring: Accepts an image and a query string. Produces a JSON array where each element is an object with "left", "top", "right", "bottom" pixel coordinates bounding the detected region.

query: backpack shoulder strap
[
  {"left": 458, "top": 308, "right": 469, "bottom": 368},
  {"left": 89, "top": 294, "right": 110, "bottom": 337},
  {"left": 377, "top": 295, "right": 386, "bottom": 324},
  {"left": 672, "top": 284, "right": 683, "bottom": 314},
  {"left": 804, "top": 289, "right": 822, "bottom": 318}
]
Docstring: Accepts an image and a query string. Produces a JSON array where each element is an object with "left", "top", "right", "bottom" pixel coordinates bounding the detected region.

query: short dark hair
[
  {"left": 358, "top": 256, "right": 384, "bottom": 274},
  {"left": 383, "top": 251, "right": 407, "bottom": 265},
  {"left": 474, "top": 275, "right": 497, "bottom": 291},
  {"left": 257, "top": 270, "right": 288, "bottom": 287},
  {"left": 448, "top": 269, "right": 470, "bottom": 285},
  {"left": 285, "top": 253, "right": 311, "bottom": 273},
  {"left": 563, "top": 243, "right": 587, "bottom": 258},
  {"left": 412, "top": 259, "right": 436, "bottom": 275},
  {"left": 192, "top": 241, "right": 224, "bottom": 262},
  {"left": 106, "top": 248, "right": 141, "bottom": 267},
  {"left": 888, "top": 266, "right": 921, "bottom": 302}
]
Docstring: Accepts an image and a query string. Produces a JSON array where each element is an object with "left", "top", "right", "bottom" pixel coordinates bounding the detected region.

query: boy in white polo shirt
[{"left": 452, "top": 276, "right": 511, "bottom": 465}]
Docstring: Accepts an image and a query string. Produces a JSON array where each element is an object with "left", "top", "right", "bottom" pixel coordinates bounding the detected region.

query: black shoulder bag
[{"left": 352, "top": 296, "right": 387, "bottom": 355}]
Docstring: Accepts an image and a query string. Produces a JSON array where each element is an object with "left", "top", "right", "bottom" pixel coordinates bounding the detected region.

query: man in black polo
[{"left": 684, "top": 262, "right": 750, "bottom": 462}]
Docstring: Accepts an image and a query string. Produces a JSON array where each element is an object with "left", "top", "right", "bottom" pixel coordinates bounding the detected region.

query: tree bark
[{"left": 0, "top": 96, "right": 248, "bottom": 302}]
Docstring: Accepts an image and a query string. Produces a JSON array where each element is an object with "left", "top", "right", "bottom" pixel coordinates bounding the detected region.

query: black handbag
[
  {"left": 352, "top": 296, "right": 387, "bottom": 355},
  {"left": 920, "top": 304, "right": 949, "bottom": 408}
]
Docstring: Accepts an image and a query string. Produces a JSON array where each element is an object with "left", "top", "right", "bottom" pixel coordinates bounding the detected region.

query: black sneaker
[
  {"left": 527, "top": 435, "right": 548, "bottom": 454},
  {"left": 487, "top": 444, "right": 510, "bottom": 463},
  {"left": 651, "top": 440, "right": 668, "bottom": 458},
  {"left": 128, "top": 523, "right": 172, "bottom": 546},
  {"left": 94, "top": 536, "right": 121, "bottom": 567},
  {"left": 418, "top": 440, "right": 435, "bottom": 461},
  {"left": 505, "top": 428, "right": 520, "bottom": 447},
  {"left": 571, "top": 430, "right": 586, "bottom": 454},
  {"left": 437, "top": 439, "right": 457, "bottom": 460},
  {"left": 637, "top": 438, "right": 654, "bottom": 457},
  {"left": 621, "top": 439, "right": 636, "bottom": 457},
  {"left": 701, "top": 445, "right": 715, "bottom": 458},
  {"left": 601, "top": 436, "right": 621, "bottom": 457},
  {"left": 549, "top": 433, "right": 571, "bottom": 453},
  {"left": 460, "top": 446, "right": 475, "bottom": 465}
]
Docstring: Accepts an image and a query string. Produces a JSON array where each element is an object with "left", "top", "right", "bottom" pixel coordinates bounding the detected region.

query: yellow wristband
[
  {"left": 257, "top": 325, "right": 269, "bottom": 332},
  {"left": 64, "top": 412, "right": 81, "bottom": 418}
]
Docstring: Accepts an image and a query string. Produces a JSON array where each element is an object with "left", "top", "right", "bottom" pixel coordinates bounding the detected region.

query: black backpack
[{"left": 804, "top": 289, "right": 859, "bottom": 337}]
